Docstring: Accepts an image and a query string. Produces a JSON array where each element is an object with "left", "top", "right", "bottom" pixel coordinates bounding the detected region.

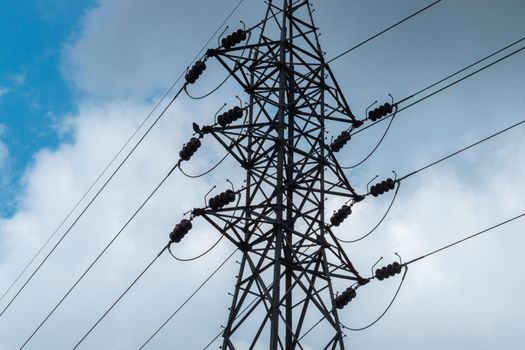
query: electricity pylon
[{"left": 193, "top": 1, "right": 368, "bottom": 348}]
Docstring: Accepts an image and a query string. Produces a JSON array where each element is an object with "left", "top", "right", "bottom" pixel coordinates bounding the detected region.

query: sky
[{"left": 0, "top": 0, "right": 524, "bottom": 349}]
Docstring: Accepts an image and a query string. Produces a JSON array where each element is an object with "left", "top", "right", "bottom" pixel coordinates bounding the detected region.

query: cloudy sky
[{"left": 0, "top": 0, "right": 524, "bottom": 349}]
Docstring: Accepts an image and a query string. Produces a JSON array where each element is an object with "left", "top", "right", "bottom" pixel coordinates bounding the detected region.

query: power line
[
  {"left": 340, "top": 110, "right": 397, "bottom": 169},
  {"left": 404, "top": 212, "right": 525, "bottom": 266},
  {"left": 72, "top": 245, "right": 170, "bottom": 350},
  {"left": 337, "top": 117, "right": 525, "bottom": 242},
  {"left": 396, "top": 36, "right": 525, "bottom": 105},
  {"left": 341, "top": 266, "right": 408, "bottom": 332},
  {"left": 167, "top": 235, "right": 224, "bottom": 262},
  {"left": 337, "top": 183, "right": 401, "bottom": 243},
  {"left": 0, "top": 0, "right": 245, "bottom": 308},
  {"left": 397, "top": 45, "right": 525, "bottom": 114},
  {"left": 327, "top": 0, "right": 443, "bottom": 63},
  {"left": 352, "top": 42, "right": 525, "bottom": 137},
  {"left": 139, "top": 249, "right": 237, "bottom": 349},
  {"left": 179, "top": 152, "right": 230, "bottom": 178},
  {"left": 339, "top": 212, "right": 525, "bottom": 332},
  {"left": 1, "top": 87, "right": 185, "bottom": 322},
  {"left": 398, "top": 117, "right": 525, "bottom": 182},
  {"left": 17, "top": 161, "right": 181, "bottom": 349}
]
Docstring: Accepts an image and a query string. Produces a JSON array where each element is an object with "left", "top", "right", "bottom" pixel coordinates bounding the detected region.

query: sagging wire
[
  {"left": 168, "top": 236, "right": 224, "bottom": 262},
  {"left": 337, "top": 179, "right": 401, "bottom": 244},
  {"left": 341, "top": 210, "right": 524, "bottom": 334},
  {"left": 167, "top": 188, "right": 243, "bottom": 262},
  {"left": 76, "top": 181, "right": 243, "bottom": 349},
  {"left": 341, "top": 97, "right": 398, "bottom": 169},
  {"left": 340, "top": 265, "right": 408, "bottom": 332},
  {"left": 0, "top": 0, "right": 247, "bottom": 311},
  {"left": 185, "top": 29, "right": 252, "bottom": 100},
  {"left": 185, "top": 72, "right": 232, "bottom": 100},
  {"left": 179, "top": 152, "right": 231, "bottom": 178}
]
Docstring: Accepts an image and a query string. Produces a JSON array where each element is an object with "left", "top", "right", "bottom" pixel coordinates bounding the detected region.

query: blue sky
[
  {"left": 0, "top": 0, "right": 524, "bottom": 349},
  {"left": 0, "top": 0, "right": 92, "bottom": 215}
]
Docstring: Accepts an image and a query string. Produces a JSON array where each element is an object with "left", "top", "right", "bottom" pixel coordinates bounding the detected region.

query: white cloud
[
  {"left": 61, "top": 0, "right": 263, "bottom": 100},
  {"left": 1, "top": 0, "right": 525, "bottom": 349}
]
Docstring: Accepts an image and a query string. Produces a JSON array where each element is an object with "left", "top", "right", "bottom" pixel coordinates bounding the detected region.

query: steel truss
[{"left": 195, "top": 1, "right": 367, "bottom": 348}]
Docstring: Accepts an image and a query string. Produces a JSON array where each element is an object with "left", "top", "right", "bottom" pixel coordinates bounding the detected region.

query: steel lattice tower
[{"left": 196, "top": 1, "right": 368, "bottom": 348}]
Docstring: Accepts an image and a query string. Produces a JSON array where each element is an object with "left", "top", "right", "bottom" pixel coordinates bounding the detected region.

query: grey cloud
[{"left": 1, "top": 0, "right": 525, "bottom": 349}]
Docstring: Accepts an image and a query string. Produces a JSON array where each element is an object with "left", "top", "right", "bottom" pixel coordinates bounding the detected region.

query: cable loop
[
  {"left": 336, "top": 183, "right": 401, "bottom": 243},
  {"left": 168, "top": 235, "right": 224, "bottom": 262},
  {"left": 341, "top": 266, "right": 408, "bottom": 331},
  {"left": 185, "top": 73, "right": 232, "bottom": 100},
  {"left": 341, "top": 105, "right": 398, "bottom": 170},
  {"left": 179, "top": 153, "right": 230, "bottom": 178}
]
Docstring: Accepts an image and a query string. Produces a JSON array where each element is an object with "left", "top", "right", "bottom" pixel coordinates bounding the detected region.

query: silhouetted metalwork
[
  {"left": 370, "top": 178, "right": 396, "bottom": 197},
  {"left": 193, "top": 1, "right": 371, "bottom": 348}
]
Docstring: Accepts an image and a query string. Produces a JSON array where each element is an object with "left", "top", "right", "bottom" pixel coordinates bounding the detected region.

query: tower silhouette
[{"left": 194, "top": 1, "right": 368, "bottom": 348}]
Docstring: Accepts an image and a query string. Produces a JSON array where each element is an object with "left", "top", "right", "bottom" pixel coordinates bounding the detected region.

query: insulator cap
[
  {"left": 221, "top": 29, "right": 247, "bottom": 49},
  {"left": 367, "top": 101, "right": 394, "bottom": 121},
  {"left": 330, "top": 131, "right": 351, "bottom": 152},
  {"left": 375, "top": 261, "right": 403, "bottom": 280},
  {"left": 169, "top": 219, "right": 193, "bottom": 243},
  {"left": 370, "top": 178, "right": 396, "bottom": 197},
  {"left": 179, "top": 137, "right": 202, "bottom": 161},
  {"left": 208, "top": 189, "right": 236, "bottom": 210},
  {"left": 330, "top": 204, "right": 352, "bottom": 226},
  {"left": 379, "top": 105, "right": 387, "bottom": 117},
  {"left": 185, "top": 60, "right": 207, "bottom": 84},
  {"left": 217, "top": 106, "right": 244, "bottom": 127},
  {"left": 335, "top": 287, "right": 357, "bottom": 309}
]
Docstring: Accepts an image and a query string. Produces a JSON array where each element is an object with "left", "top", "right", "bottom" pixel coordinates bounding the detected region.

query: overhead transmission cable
[
  {"left": 337, "top": 184, "right": 401, "bottom": 243},
  {"left": 334, "top": 36, "right": 525, "bottom": 171},
  {"left": 179, "top": 151, "right": 230, "bottom": 178},
  {"left": 42, "top": 157, "right": 247, "bottom": 348},
  {"left": 0, "top": 0, "right": 246, "bottom": 310},
  {"left": 168, "top": 235, "right": 225, "bottom": 262},
  {"left": 327, "top": 0, "right": 443, "bottom": 63},
  {"left": 73, "top": 248, "right": 237, "bottom": 349},
  {"left": 340, "top": 212, "right": 525, "bottom": 333},
  {"left": 396, "top": 36, "right": 525, "bottom": 106},
  {"left": 337, "top": 116, "right": 525, "bottom": 243},
  {"left": 139, "top": 249, "right": 237, "bottom": 349},
  {"left": 342, "top": 267, "right": 408, "bottom": 331},
  {"left": 18, "top": 159, "right": 182, "bottom": 349},
  {"left": 2, "top": 86, "right": 186, "bottom": 322},
  {"left": 340, "top": 107, "right": 397, "bottom": 169},
  {"left": 397, "top": 117, "right": 525, "bottom": 182},
  {"left": 352, "top": 41, "right": 525, "bottom": 137},
  {"left": 336, "top": 37, "right": 524, "bottom": 170},
  {"left": 404, "top": 212, "right": 525, "bottom": 266},
  {"left": 72, "top": 245, "right": 170, "bottom": 350},
  {"left": 15, "top": 0, "right": 248, "bottom": 345},
  {"left": 338, "top": 117, "right": 524, "bottom": 242}
]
